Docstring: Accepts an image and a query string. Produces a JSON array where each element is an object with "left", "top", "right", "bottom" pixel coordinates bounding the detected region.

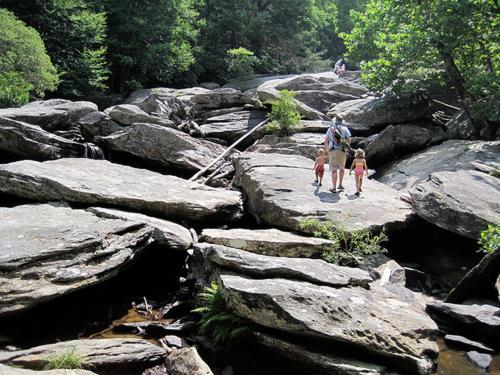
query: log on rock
[
  {"left": 0, "top": 339, "right": 164, "bottom": 372},
  {"left": 0, "top": 158, "right": 243, "bottom": 222},
  {"left": 0, "top": 116, "right": 85, "bottom": 160},
  {"left": 0, "top": 204, "right": 155, "bottom": 316}
]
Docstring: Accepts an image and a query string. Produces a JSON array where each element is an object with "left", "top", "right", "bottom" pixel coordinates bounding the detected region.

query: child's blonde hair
[
  {"left": 318, "top": 149, "right": 325, "bottom": 156},
  {"left": 355, "top": 148, "right": 365, "bottom": 159}
]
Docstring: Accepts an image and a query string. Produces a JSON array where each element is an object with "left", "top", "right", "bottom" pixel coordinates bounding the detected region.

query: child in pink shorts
[
  {"left": 349, "top": 148, "right": 368, "bottom": 196},
  {"left": 313, "top": 149, "right": 327, "bottom": 186}
]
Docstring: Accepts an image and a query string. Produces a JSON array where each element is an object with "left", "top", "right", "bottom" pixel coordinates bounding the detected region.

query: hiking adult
[
  {"left": 324, "top": 117, "right": 351, "bottom": 193},
  {"left": 334, "top": 58, "right": 346, "bottom": 77}
]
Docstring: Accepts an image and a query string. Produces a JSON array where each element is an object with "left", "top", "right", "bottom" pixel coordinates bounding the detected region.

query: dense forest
[{"left": 0, "top": 0, "right": 498, "bottom": 134}]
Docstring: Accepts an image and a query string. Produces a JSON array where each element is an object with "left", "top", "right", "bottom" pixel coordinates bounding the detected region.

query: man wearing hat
[{"left": 324, "top": 117, "right": 351, "bottom": 193}]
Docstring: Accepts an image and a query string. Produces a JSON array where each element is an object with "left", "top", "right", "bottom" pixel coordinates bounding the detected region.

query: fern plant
[
  {"left": 192, "top": 281, "right": 248, "bottom": 345},
  {"left": 300, "top": 217, "right": 387, "bottom": 266},
  {"left": 44, "top": 348, "right": 85, "bottom": 370}
]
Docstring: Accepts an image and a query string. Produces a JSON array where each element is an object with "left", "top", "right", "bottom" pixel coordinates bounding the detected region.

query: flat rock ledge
[
  {"left": 0, "top": 204, "right": 155, "bottom": 317},
  {"left": 87, "top": 207, "right": 193, "bottom": 250},
  {"left": 0, "top": 339, "right": 164, "bottom": 373},
  {"left": 191, "top": 244, "right": 438, "bottom": 374},
  {"left": 0, "top": 364, "right": 97, "bottom": 375},
  {"left": 194, "top": 243, "right": 373, "bottom": 288},
  {"left": 233, "top": 152, "right": 413, "bottom": 233},
  {"left": 410, "top": 170, "right": 500, "bottom": 239},
  {"left": 0, "top": 158, "right": 243, "bottom": 222},
  {"left": 200, "top": 228, "right": 331, "bottom": 257}
]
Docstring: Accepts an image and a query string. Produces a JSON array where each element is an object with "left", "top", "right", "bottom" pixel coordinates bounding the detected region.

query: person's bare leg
[
  {"left": 331, "top": 170, "right": 338, "bottom": 190},
  {"left": 359, "top": 176, "right": 363, "bottom": 192},
  {"left": 356, "top": 175, "right": 361, "bottom": 192},
  {"left": 338, "top": 169, "right": 345, "bottom": 188}
]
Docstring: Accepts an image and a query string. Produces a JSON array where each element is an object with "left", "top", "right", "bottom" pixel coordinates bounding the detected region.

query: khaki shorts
[{"left": 329, "top": 149, "right": 347, "bottom": 171}]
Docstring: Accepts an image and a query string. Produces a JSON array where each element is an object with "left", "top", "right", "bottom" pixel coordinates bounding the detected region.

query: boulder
[
  {"left": 375, "top": 259, "right": 407, "bottom": 286},
  {"left": 189, "top": 88, "right": 262, "bottom": 114},
  {"left": 446, "top": 249, "right": 500, "bottom": 303},
  {"left": 273, "top": 72, "right": 368, "bottom": 96},
  {"left": 426, "top": 302, "right": 500, "bottom": 348},
  {"left": 78, "top": 112, "right": 125, "bottom": 140},
  {"left": 365, "top": 124, "right": 444, "bottom": 167},
  {"left": 444, "top": 335, "right": 494, "bottom": 354},
  {"left": 87, "top": 207, "right": 192, "bottom": 250},
  {"left": 0, "top": 117, "right": 85, "bottom": 160},
  {"left": 328, "top": 96, "right": 429, "bottom": 126},
  {"left": 410, "top": 170, "right": 500, "bottom": 239},
  {"left": 253, "top": 332, "right": 388, "bottom": 375},
  {"left": 195, "top": 243, "right": 372, "bottom": 287},
  {"left": 200, "top": 228, "right": 331, "bottom": 257},
  {"left": 247, "top": 133, "right": 325, "bottom": 160},
  {"left": 224, "top": 74, "right": 294, "bottom": 91},
  {"left": 0, "top": 204, "right": 155, "bottom": 316},
  {"left": 233, "top": 152, "right": 413, "bottom": 233},
  {"left": 105, "top": 104, "right": 174, "bottom": 127},
  {"left": 220, "top": 274, "right": 438, "bottom": 374},
  {"left": 0, "top": 158, "right": 243, "bottom": 222},
  {"left": 0, "top": 364, "right": 96, "bottom": 375},
  {"left": 0, "top": 100, "right": 97, "bottom": 132},
  {"left": 466, "top": 351, "right": 492, "bottom": 369},
  {"left": 126, "top": 87, "right": 211, "bottom": 107},
  {"left": 97, "top": 123, "right": 229, "bottom": 172},
  {"left": 294, "top": 90, "right": 359, "bottom": 114},
  {"left": 198, "top": 110, "right": 267, "bottom": 144},
  {"left": 164, "top": 347, "right": 213, "bottom": 375},
  {"left": 0, "top": 339, "right": 164, "bottom": 372},
  {"left": 199, "top": 82, "right": 220, "bottom": 90},
  {"left": 376, "top": 140, "right": 500, "bottom": 191}
]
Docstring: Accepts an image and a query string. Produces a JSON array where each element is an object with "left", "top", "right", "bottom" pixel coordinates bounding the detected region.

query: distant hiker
[
  {"left": 334, "top": 58, "right": 346, "bottom": 77},
  {"left": 350, "top": 148, "right": 368, "bottom": 196},
  {"left": 324, "top": 117, "right": 351, "bottom": 193},
  {"left": 313, "top": 149, "right": 327, "bottom": 186}
]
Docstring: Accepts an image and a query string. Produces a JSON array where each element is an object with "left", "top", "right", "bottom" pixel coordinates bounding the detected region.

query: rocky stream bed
[{"left": 0, "top": 72, "right": 499, "bottom": 375}]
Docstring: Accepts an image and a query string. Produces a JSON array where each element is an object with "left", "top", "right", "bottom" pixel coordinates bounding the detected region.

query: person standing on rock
[{"left": 325, "top": 117, "right": 351, "bottom": 193}]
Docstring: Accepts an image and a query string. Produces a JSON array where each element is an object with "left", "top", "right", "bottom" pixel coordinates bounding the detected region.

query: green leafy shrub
[
  {"left": 0, "top": 72, "right": 32, "bottom": 108},
  {"left": 478, "top": 224, "right": 499, "bottom": 255},
  {"left": 0, "top": 9, "right": 58, "bottom": 98},
  {"left": 300, "top": 217, "right": 388, "bottom": 266},
  {"left": 192, "top": 281, "right": 248, "bottom": 345},
  {"left": 267, "top": 90, "right": 301, "bottom": 136},
  {"left": 44, "top": 348, "right": 85, "bottom": 370},
  {"left": 226, "top": 47, "right": 259, "bottom": 79}
]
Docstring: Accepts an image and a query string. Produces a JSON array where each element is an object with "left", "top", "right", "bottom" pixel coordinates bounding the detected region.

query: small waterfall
[{"left": 83, "top": 143, "right": 105, "bottom": 160}]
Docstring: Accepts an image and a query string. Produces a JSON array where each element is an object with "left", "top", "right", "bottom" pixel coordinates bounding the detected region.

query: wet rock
[
  {"left": 220, "top": 274, "right": 438, "bottom": 374},
  {"left": 195, "top": 243, "right": 372, "bottom": 287},
  {"left": 162, "top": 335, "right": 190, "bottom": 349},
  {"left": 0, "top": 117, "right": 85, "bottom": 160},
  {"left": 97, "top": 123, "right": 229, "bottom": 172},
  {"left": 0, "top": 158, "right": 243, "bottom": 222},
  {"left": 376, "top": 140, "right": 500, "bottom": 191},
  {"left": 446, "top": 249, "right": 500, "bottom": 303},
  {"left": 87, "top": 207, "right": 193, "bottom": 250},
  {"left": 328, "top": 96, "right": 429, "bottom": 127},
  {"left": 144, "top": 320, "right": 197, "bottom": 336},
  {"left": 0, "top": 364, "right": 97, "bottom": 374},
  {"left": 444, "top": 335, "right": 494, "bottom": 354},
  {"left": 0, "top": 99, "right": 98, "bottom": 132},
  {"left": 254, "top": 332, "right": 387, "bottom": 375},
  {"left": 365, "top": 124, "right": 444, "bottom": 167},
  {"left": 426, "top": 302, "right": 500, "bottom": 347},
  {"left": 78, "top": 111, "right": 125, "bottom": 140},
  {"left": 410, "top": 170, "right": 500, "bottom": 239},
  {"left": 0, "top": 339, "right": 164, "bottom": 372},
  {"left": 466, "top": 351, "right": 492, "bottom": 369},
  {"left": 198, "top": 110, "right": 267, "bottom": 144},
  {"left": 105, "top": 104, "right": 174, "bottom": 127},
  {"left": 248, "top": 133, "right": 324, "bottom": 160},
  {"left": 0, "top": 204, "right": 155, "bottom": 316},
  {"left": 200, "top": 227, "right": 331, "bottom": 257},
  {"left": 233, "top": 152, "right": 413, "bottom": 233},
  {"left": 165, "top": 347, "right": 213, "bottom": 375},
  {"left": 161, "top": 301, "right": 192, "bottom": 320}
]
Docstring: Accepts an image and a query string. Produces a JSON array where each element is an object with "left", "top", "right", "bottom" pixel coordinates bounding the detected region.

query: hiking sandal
[
  {"left": 338, "top": 185, "right": 345, "bottom": 191},
  {"left": 329, "top": 188, "right": 337, "bottom": 193}
]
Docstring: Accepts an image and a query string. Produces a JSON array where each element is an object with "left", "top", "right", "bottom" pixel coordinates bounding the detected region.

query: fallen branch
[{"left": 189, "top": 118, "right": 270, "bottom": 182}]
